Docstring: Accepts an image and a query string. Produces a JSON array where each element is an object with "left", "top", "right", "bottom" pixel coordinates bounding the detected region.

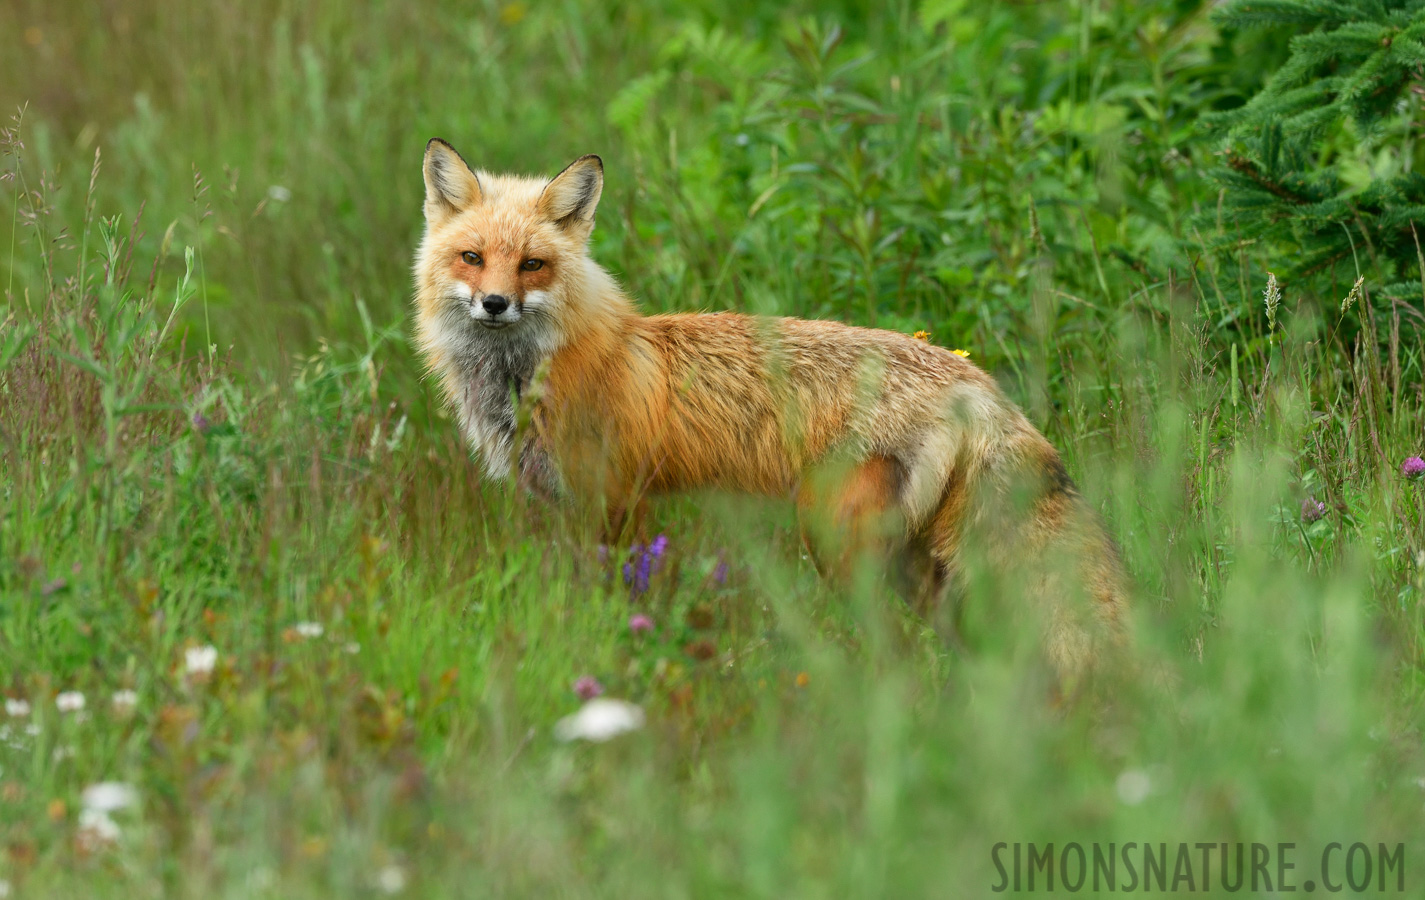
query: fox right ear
[{"left": 423, "top": 138, "right": 482, "bottom": 222}]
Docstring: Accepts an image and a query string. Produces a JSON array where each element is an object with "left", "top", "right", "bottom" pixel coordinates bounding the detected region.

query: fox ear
[
  {"left": 423, "top": 138, "right": 482, "bottom": 222},
  {"left": 539, "top": 155, "right": 603, "bottom": 234}
]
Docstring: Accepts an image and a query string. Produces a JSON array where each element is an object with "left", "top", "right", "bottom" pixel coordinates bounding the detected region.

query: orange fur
[{"left": 412, "top": 139, "right": 1127, "bottom": 684}]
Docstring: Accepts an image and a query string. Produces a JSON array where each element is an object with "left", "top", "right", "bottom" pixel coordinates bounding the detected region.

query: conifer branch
[{"left": 1224, "top": 152, "right": 1313, "bottom": 204}]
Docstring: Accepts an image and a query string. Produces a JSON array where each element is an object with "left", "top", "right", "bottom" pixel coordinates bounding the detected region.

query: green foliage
[
  {"left": 1205, "top": 0, "right": 1425, "bottom": 300},
  {"left": 1, "top": 1, "right": 1424, "bottom": 896}
]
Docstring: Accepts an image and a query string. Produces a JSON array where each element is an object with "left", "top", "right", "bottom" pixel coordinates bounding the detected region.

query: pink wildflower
[{"left": 573, "top": 676, "right": 604, "bottom": 700}]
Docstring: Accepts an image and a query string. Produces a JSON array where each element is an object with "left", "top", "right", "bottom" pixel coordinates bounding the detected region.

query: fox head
[{"left": 413, "top": 139, "right": 610, "bottom": 365}]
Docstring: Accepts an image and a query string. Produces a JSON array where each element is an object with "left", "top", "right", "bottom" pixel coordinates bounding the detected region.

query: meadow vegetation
[{"left": 2, "top": 0, "right": 1424, "bottom": 896}]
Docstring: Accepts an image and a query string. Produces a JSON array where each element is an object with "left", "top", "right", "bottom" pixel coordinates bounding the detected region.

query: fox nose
[{"left": 482, "top": 295, "right": 510, "bottom": 316}]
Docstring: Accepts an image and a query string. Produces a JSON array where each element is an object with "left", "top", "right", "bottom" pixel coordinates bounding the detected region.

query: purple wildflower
[
  {"left": 629, "top": 613, "right": 654, "bottom": 636},
  {"left": 712, "top": 559, "right": 729, "bottom": 585},
  {"left": 1403, "top": 456, "right": 1425, "bottom": 480},
  {"left": 623, "top": 543, "right": 653, "bottom": 597},
  {"left": 573, "top": 675, "right": 604, "bottom": 700},
  {"left": 190, "top": 411, "right": 211, "bottom": 433},
  {"left": 649, "top": 534, "right": 669, "bottom": 560},
  {"left": 1300, "top": 497, "right": 1327, "bottom": 523}
]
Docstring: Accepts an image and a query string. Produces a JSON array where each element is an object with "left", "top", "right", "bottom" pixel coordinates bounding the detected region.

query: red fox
[{"left": 413, "top": 139, "right": 1126, "bottom": 684}]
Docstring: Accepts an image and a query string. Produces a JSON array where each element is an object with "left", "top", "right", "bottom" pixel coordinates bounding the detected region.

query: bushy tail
[{"left": 923, "top": 441, "right": 1128, "bottom": 692}]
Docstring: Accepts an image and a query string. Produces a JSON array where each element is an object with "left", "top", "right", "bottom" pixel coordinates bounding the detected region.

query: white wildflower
[
  {"left": 55, "top": 691, "right": 85, "bottom": 713},
  {"left": 0, "top": 877, "right": 11, "bottom": 898},
  {"left": 4, "top": 698, "right": 30, "bottom": 717},
  {"left": 77, "top": 807, "right": 121, "bottom": 849},
  {"left": 376, "top": 864, "right": 407, "bottom": 894},
  {"left": 553, "top": 698, "right": 646, "bottom": 743},
  {"left": 344, "top": 642, "right": 361, "bottom": 655},
  {"left": 1115, "top": 768, "right": 1151, "bottom": 806},
  {"left": 82, "top": 781, "right": 138, "bottom": 813},
  {"left": 267, "top": 185, "right": 292, "bottom": 202},
  {"left": 293, "top": 621, "right": 324, "bottom": 639},
  {"left": 111, "top": 689, "right": 138, "bottom": 715},
  {"left": 184, "top": 645, "right": 218, "bottom": 678}
]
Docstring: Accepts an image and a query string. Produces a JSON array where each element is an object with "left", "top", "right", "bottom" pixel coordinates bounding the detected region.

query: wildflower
[
  {"left": 0, "top": 877, "right": 11, "bottom": 898},
  {"left": 266, "top": 185, "right": 292, "bottom": 203},
  {"left": 951, "top": 348, "right": 970, "bottom": 358},
  {"left": 344, "top": 641, "right": 361, "bottom": 655},
  {"left": 624, "top": 547, "right": 653, "bottom": 597},
  {"left": 55, "top": 691, "right": 85, "bottom": 713},
  {"left": 1403, "top": 456, "right": 1425, "bottom": 480},
  {"left": 1115, "top": 768, "right": 1151, "bottom": 805},
  {"left": 40, "top": 577, "right": 67, "bottom": 596},
  {"left": 623, "top": 536, "right": 672, "bottom": 597},
  {"left": 0, "top": 724, "right": 24, "bottom": 750},
  {"left": 293, "top": 621, "right": 324, "bottom": 639},
  {"left": 912, "top": 329, "right": 931, "bottom": 342},
  {"left": 1300, "top": 497, "right": 1327, "bottom": 523},
  {"left": 629, "top": 614, "right": 654, "bottom": 636},
  {"left": 795, "top": 671, "right": 810, "bottom": 688},
  {"left": 81, "top": 782, "right": 138, "bottom": 813},
  {"left": 553, "top": 698, "right": 646, "bottom": 742},
  {"left": 190, "top": 411, "right": 211, "bottom": 433},
  {"left": 111, "top": 690, "right": 138, "bottom": 716},
  {"left": 376, "top": 864, "right": 407, "bottom": 895},
  {"left": 573, "top": 675, "right": 604, "bottom": 700},
  {"left": 294, "top": 622, "right": 323, "bottom": 639},
  {"left": 77, "top": 782, "right": 138, "bottom": 852},
  {"left": 499, "top": 2, "right": 527, "bottom": 27},
  {"left": 184, "top": 645, "right": 218, "bottom": 679},
  {"left": 77, "top": 807, "right": 121, "bottom": 850},
  {"left": 1263, "top": 272, "right": 1281, "bottom": 330},
  {"left": 4, "top": 698, "right": 30, "bottom": 717}
]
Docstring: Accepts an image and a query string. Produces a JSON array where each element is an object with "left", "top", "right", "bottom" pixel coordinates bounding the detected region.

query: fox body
[{"left": 413, "top": 140, "right": 1126, "bottom": 682}]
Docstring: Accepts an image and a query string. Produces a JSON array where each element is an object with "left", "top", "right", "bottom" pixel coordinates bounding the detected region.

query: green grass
[{"left": 2, "top": 1, "right": 1424, "bottom": 896}]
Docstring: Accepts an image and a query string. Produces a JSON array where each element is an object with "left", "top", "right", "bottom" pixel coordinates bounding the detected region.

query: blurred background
[{"left": 2, "top": 0, "right": 1291, "bottom": 380}]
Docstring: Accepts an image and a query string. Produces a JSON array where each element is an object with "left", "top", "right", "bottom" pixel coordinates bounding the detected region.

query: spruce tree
[{"left": 1203, "top": 0, "right": 1425, "bottom": 303}]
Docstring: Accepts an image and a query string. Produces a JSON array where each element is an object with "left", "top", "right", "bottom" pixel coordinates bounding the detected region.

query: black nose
[{"left": 482, "top": 295, "right": 510, "bottom": 316}]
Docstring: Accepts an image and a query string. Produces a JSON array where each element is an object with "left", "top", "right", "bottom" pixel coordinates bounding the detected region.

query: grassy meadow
[{"left": 2, "top": 0, "right": 1425, "bottom": 896}]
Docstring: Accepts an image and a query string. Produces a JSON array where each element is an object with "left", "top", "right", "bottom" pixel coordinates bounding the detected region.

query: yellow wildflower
[
  {"left": 912, "top": 330, "right": 931, "bottom": 342},
  {"left": 952, "top": 348, "right": 970, "bottom": 358}
]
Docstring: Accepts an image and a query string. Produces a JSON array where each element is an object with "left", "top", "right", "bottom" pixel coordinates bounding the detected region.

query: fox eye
[
  {"left": 521, "top": 259, "right": 544, "bottom": 271},
  {"left": 462, "top": 251, "right": 482, "bottom": 266}
]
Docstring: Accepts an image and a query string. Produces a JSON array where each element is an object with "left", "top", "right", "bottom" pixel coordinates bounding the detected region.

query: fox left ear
[
  {"left": 423, "top": 138, "right": 482, "bottom": 224},
  {"left": 539, "top": 155, "right": 603, "bottom": 235}
]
